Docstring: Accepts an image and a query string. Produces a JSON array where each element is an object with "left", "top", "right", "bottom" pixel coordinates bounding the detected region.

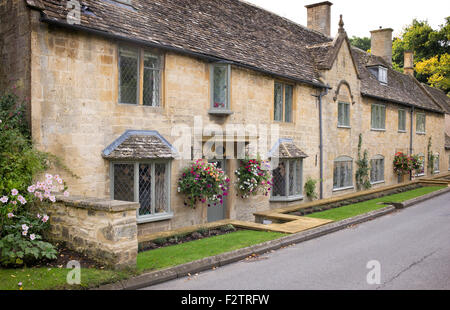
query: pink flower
[
  {"left": 45, "top": 173, "right": 53, "bottom": 180},
  {"left": 42, "top": 215, "right": 49, "bottom": 223},
  {"left": 22, "top": 231, "right": 27, "bottom": 236},
  {"left": 7, "top": 213, "right": 14, "bottom": 219},
  {"left": 11, "top": 201, "right": 17, "bottom": 205},
  {"left": 49, "top": 196, "right": 56, "bottom": 203},
  {"left": 37, "top": 213, "right": 41, "bottom": 219},
  {"left": 0, "top": 196, "right": 8, "bottom": 203},
  {"left": 30, "top": 234, "right": 36, "bottom": 241},
  {"left": 11, "top": 189, "right": 18, "bottom": 196},
  {"left": 63, "top": 191, "right": 70, "bottom": 197},
  {"left": 17, "top": 195, "right": 26, "bottom": 205},
  {"left": 22, "top": 224, "right": 29, "bottom": 231},
  {"left": 27, "top": 185, "right": 36, "bottom": 193}
]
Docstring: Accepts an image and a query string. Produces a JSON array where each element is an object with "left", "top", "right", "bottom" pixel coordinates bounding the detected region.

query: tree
[
  {"left": 349, "top": 36, "right": 371, "bottom": 52},
  {"left": 392, "top": 18, "right": 450, "bottom": 94}
]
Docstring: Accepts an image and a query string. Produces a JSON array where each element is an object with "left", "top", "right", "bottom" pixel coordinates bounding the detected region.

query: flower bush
[
  {"left": 393, "top": 152, "right": 413, "bottom": 175},
  {"left": 178, "top": 160, "right": 230, "bottom": 208},
  {"left": 235, "top": 158, "right": 272, "bottom": 199},
  {"left": 410, "top": 154, "right": 422, "bottom": 172},
  {"left": 0, "top": 174, "right": 68, "bottom": 267}
]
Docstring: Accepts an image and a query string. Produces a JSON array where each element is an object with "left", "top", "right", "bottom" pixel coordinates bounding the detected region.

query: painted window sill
[
  {"left": 370, "top": 180, "right": 385, "bottom": 185},
  {"left": 371, "top": 128, "right": 386, "bottom": 132},
  {"left": 338, "top": 125, "right": 351, "bottom": 129},
  {"left": 270, "top": 195, "right": 304, "bottom": 203},
  {"left": 137, "top": 212, "right": 174, "bottom": 224},
  {"left": 415, "top": 173, "right": 425, "bottom": 177},
  {"left": 208, "top": 109, "right": 233, "bottom": 116},
  {"left": 416, "top": 132, "right": 426, "bottom": 135},
  {"left": 398, "top": 130, "right": 407, "bottom": 133},
  {"left": 332, "top": 186, "right": 354, "bottom": 193}
]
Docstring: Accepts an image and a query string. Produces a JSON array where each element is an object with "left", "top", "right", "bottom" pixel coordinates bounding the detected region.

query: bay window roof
[{"left": 268, "top": 139, "right": 308, "bottom": 159}]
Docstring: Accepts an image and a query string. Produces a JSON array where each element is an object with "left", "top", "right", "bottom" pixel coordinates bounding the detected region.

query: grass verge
[
  {"left": 306, "top": 186, "right": 446, "bottom": 221},
  {"left": 137, "top": 230, "right": 285, "bottom": 272},
  {"left": 0, "top": 267, "right": 132, "bottom": 290}
]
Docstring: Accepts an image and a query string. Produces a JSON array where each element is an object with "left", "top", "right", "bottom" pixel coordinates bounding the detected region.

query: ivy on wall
[{"left": 355, "top": 134, "right": 371, "bottom": 191}]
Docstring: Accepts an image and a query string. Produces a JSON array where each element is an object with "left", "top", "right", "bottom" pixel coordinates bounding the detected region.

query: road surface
[{"left": 145, "top": 192, "right": 450, "bottom": 290}]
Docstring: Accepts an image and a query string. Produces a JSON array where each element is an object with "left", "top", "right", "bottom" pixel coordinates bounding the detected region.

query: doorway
[{"left": 207, "top": 159, "right": 227, "bottom": 222}]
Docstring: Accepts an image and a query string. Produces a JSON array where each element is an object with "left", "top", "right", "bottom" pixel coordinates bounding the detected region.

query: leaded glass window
[
  {"left": 274, "top": 82, "right": 294, "bottom": 122},
  {"left": 119, "top": 47, "right": 139, "bottom": 105},
  {"left": 415, "top": 154, "right": 425, "bottom": 176},
  {"left": 333, "top": 156, "right": 353, "bottom": 190},
  {"left": 271, "top": 159, "right": 303, "bottom": 200},
  {"left": 118, "top": 45, "right": 163, "bottom": 106},
  {"left": 370, "top": 155, "right": 385, "bottom": 184},
  {"left": 143, "top": 52, "right": 161, "bottom": 107},
  {"left": 211, "top": 64, "right": 230, "bottom": 110},
  {"left": 338, "top": 102, "right": 350, "bottom": 127},
  {"left": 434, "top": 154, "right": 440, "bottom": 173},
  {"left": 112, "top": 162, "right": 171, "bottom": 220},
  {"left": 371, "top": 104, "right": 386, "bottom": 130},
  {"left": 416, "top": 113, "right": 426, "bottom": 134},
  {"left": 398, "top": 109, "right": 406, "bottom": 132}
]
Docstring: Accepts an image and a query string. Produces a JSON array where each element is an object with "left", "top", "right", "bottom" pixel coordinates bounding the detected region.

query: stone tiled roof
[
  {"left": 268, "top": 139, "right": 308, "bottom": 159},
  {"left": 446, "top": 134, "right": 450, "bottom": 150},
  {"left": 26, "top": 0, "right": 448, "bottom": 113},
  {"left": 421, "top": 84, "right": 450, "bottom": 114},
  {"left": 27, "top": 0, "right": 330, "bottom": 86},
  {"left": 102, "top": 130, "right": 177, "bottom": 160},
  {"left": 352, "top": 48, "right": 444, "bottom": 113}
]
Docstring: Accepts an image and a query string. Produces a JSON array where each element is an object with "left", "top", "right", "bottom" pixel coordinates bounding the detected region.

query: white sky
[{"left": 244, "top": 0, "right": 450, "bottom": 38}]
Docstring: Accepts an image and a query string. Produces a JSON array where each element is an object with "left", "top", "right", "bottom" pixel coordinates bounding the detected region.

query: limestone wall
[
  {"left": 27, "top": 16, "right": 447, "bottom": 234},
  {"left": 45, "top": 195, "right": 139, "bottom": 268}
]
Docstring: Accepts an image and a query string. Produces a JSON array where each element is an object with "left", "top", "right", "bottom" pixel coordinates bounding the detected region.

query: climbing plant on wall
[
  {"left": 355, "top": 134, "right": 371, "bottom": 191},
  {"left": 427, "top": 137, "right": 436, "bottom": 173}
]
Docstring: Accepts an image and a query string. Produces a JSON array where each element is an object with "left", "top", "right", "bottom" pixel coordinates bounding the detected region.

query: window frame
[
  {"left": 378, "top": 66, "right": 388, "bottom": 84},
  {"left": 433, "top": 153, "right": 440, "bottom": 174},
  {"left": 118, "top": 45, "right": 164, "bottom": 107},
  {"left": 337, "top": 101, "right": 351, "bottom": 128},
  {"left": 371, "top": 103, "right": 386, "bottom": 131},
  {"left": 273, "top": 81, "right": 294, "bottom": 123},
  {"left": 398, "top": 109, "right": 407, "bottom": 133},
  {"left": 209, "top": 63, "right": 232, "bottom": 115},
  {"left": 333, "top": 156, "right": 354, "bottom": 191},
  {"left": 270, "top": 158, "right": 304, "bottom": 202},
  {"left": 416, "top": 112, "right": 426, "bottom": 134},
  {"left": 110, "top": 160, "right": 173, "bottom": 223},
  {"left": 370, "top": 155, "right": 385, "bottom": 184},
  {"left": 415, "top": 153, "right": 425, "bottom": 177}
]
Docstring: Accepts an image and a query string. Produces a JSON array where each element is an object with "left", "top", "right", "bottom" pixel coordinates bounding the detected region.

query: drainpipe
[{"left": 313, "top": 86, "right": 330, "bottom": 199}]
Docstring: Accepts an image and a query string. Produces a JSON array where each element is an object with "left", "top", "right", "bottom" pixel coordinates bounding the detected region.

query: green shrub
[{"left": 304, "top": 177, "right": 318, "bottom": 200}]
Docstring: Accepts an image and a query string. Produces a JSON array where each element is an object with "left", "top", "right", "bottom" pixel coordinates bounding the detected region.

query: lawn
[
  {"left": 136, "top": 230, "right": 285, "bottom": 272},
  {"left": 0, "top": 267, "right": 132, "bottom": 290},
  {"left": 306, "top": 186, "right": 446, "bottom": 222}
]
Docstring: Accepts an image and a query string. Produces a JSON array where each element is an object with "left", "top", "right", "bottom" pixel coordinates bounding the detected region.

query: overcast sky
[{"left": 244, "top": 0, "right": 450, "bottom": 38}]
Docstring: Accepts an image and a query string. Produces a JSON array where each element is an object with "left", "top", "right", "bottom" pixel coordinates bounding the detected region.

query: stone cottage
[{"left": 1, "top": 0, "right": 449, "bottom": 237}]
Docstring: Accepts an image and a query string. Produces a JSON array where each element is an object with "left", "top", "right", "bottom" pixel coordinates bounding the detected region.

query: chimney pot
[
  {"left": 305, "top": 1, "right": 333, "bottom": 37},
  {"left": 370, "top": 28, "right": 393, "bottom": 65},
  {"left": 404, "top": 50, "right": 414, "bottom": 76}
]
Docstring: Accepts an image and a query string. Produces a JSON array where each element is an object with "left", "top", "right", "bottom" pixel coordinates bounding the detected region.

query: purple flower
[{"left": 11, "top": 189, "right": 18, "bottom": 196}]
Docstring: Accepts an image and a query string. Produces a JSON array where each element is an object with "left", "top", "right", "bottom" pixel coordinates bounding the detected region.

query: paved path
[{"left": 145, "top": 192, "right": 450, "bottom": 290}]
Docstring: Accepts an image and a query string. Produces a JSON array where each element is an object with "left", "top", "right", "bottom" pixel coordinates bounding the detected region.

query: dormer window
[{"left": 368, "top": 66, "right": 388, "bottom": 84}]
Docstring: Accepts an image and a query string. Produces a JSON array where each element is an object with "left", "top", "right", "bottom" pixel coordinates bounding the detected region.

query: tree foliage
[{"left": 349, "top": 36, "right": 371, "bottom": 52}]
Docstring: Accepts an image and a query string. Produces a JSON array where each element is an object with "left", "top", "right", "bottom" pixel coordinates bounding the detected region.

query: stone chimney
[
  {"left": 370, "top": 28, "right": 393, "bottom": 65},
  {"left": 305, "top": 1, "right": 333, "bottom": 37},
  {"left": 404, "top": 50, "right": 414, "bottom": 76}
]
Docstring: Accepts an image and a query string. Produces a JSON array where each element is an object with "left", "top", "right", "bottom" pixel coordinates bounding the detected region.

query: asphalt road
[{"left": 145, "top": 192, "right": 450, "bottom": 290}]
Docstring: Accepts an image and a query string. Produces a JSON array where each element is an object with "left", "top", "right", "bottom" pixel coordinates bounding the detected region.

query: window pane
[
  {"left": 371, "top": 105, "right": 376, "bottom": 128},
  {"left": 114, "top": 164, "right": 134, "bottom": 202},
  {"left": 285, "top": 85, "right": 293, "bottom": 123},
  {"left": 119, "top": 47, "right": 139, "bottom": 105},
  {"left": 274, "top": 83, "right": 283, "bottom": 121},
  {"left": 289, "top": 160, "right": 295, "bottom": 196},
  {"left": 296, "top": 160, "right": 302, "bottom": 196},
  {"left": 139, "top": 164, "right": 152, "bottom": 216},
  {"left": 155, "top": 163, "right": 168, "bottom": 214},
  {"left": 143, "top": 53, "right": 161, "bottom": 107},
  {"left": 272, "top": 161, "right": 286, "bottom": 197},
  {"left": 381, "top": 106, "right": 386, "bottom": 129},
  {"left": 213, "top": 65, "right": 227, "bottom": 109}
]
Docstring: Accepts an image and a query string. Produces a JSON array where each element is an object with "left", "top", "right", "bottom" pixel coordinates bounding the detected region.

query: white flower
[
  {"left": 63, "top": 191, "right": 69, "bottom": 197},
  {"left": 49, "top": 196, "right": 56, "bottom": 203},
  {"left": 27, "top": 185, "right": 36, "bottom": 193},
  {"left": 22, "top": 231, "right": 28, "bottom": 236},
  {"left": 22, "top": 224, "right": 29, "bottom": 231},
  {"left": 0, "top": 196, "right": 8, "bottom": 203},
  {"left": 30, "top": 234, "right": 36, "bottom": 241},
  {"left": 42, "top": 215, "right": 49, "bottom": 223},
  {"left": 7, "top": 213, "right": 14, "bottom": 219},
  {"left": 11, "top": 189, "right": 18, "bottom": 196}
]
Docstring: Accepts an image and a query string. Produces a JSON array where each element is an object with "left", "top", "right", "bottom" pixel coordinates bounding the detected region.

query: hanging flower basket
[
  {"left": 393, "top": 152, "right": 412, "bottom": 175},
  {"left": 178, "top": 160, "right": 230, "bottom": 209},
  {"left": 235, "top": 158, "right": 272, "bottom": 199}
]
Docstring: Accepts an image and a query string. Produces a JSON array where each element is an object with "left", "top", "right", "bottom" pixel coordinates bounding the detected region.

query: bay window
[{"left": 271, "top": 159, "right": 303, "bottom": 201}]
